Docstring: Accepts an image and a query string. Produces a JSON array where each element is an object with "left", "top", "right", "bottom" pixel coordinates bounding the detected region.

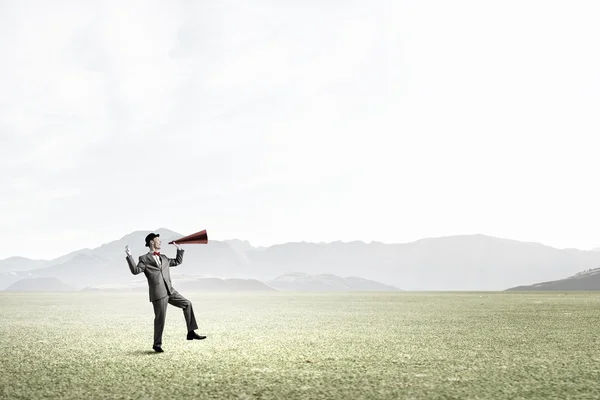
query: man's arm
[
  {"left": 125, "top": 245, "right": 146, "bottom": 275},
  {"left": 169, "top": 249, "right": 184, "bottom": 267},
  {"left": 126, "top": 255, "right": 147, "bottom": 275}
]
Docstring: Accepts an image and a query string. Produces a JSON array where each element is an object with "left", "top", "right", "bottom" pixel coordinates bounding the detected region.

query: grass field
[{"left": 1, "top": 291, "right": 600, "bottom": 399}]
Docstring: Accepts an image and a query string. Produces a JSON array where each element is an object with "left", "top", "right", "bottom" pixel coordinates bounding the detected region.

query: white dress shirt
[{"left": 152, "top": 252, "right": 161, "bottom": 268}]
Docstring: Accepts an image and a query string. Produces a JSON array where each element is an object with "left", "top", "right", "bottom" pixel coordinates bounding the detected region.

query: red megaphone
[{"left": 168, "top": 229, "right": 208, "bottom": 244}]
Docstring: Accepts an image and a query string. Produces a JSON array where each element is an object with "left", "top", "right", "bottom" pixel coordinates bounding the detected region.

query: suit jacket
[{"left": 126, "top": 249, "right": 184, "bottom": 302}]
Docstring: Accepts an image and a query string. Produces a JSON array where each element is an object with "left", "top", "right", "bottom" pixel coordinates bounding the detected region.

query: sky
[{"left": 1, "top": 0, "right": 599, "bottom": 260}]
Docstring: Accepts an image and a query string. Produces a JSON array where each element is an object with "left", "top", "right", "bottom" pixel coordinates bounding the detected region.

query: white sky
[{"left": 1, "top": 0, "right": 599, "bottom": 260}]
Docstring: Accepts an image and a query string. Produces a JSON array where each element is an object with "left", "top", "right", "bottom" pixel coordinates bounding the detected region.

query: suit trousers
[{"left": 151, "top": 291, "right": 198, "bottom": 346}]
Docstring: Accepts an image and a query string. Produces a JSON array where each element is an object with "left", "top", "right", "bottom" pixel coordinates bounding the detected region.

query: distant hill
[
  {"left": 245, "top": 235, "right": 600, "bottom": 290},
  {"left": 223, "top": 239, "right": 266, "bottom": 252},
  {"left": 84, "top": 276, "right": 276, "bottom": 292},
  {"left": 4, "top": 229, "right": 600, "bottom": 291},
  {"left": 177, "top": 278, "right": 275, "bottom": 292},
  {"left": 506, "top": 268, "right": 600, "bottom": 291},
  {"left": 0, "top": 228, "right": 217, "bottom": 290},
  {"left": 6, "top": 277, "right": 76, "bottom": 292},
  {"left": 0, "top": 257, "right": 49, "bottom": 272},
  {"left": 82, "top": 273, "right": 396, "bottom": 292},
  {"left": 267, "top": 273, "right": 401, "bottom": 291}
]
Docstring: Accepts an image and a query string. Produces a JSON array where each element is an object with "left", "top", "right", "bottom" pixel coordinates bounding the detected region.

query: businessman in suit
[{"left": 126, "top": 232, "right": 206, "bottom": 352}]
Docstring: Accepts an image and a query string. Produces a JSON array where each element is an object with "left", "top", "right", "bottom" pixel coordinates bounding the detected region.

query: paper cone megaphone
[{"left": 168, "top": 229, "right": 208, "bottom": 245}]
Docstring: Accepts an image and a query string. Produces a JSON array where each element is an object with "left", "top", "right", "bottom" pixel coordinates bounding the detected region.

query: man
[{"left": 125, "top": 232, "right": 206, "bottom": 353}]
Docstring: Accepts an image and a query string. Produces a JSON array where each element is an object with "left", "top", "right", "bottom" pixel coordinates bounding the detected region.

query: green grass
[{"left": 2, "top": 291, "right": 600, "bottom": 399}]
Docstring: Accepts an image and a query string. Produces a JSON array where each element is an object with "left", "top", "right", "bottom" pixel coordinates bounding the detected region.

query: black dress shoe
[
  {"left": 152, "top": 345, "right": 164, "bottom": 353},
  {"left": 187, "top": 331, "right": 207, "bottom": 340}
]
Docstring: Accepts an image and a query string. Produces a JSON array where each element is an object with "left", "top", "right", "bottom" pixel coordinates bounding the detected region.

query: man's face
[{"left": 151, "top": 237, "right": 161, "bottom": 250}]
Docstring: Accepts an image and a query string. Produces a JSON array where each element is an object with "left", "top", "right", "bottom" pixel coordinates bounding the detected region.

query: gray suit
[{"left": 126, "top": 249, "right": 198, "bottom": 346}]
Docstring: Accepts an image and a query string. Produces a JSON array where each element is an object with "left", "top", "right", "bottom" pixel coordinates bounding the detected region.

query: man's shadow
[{"left": 128, "top": 349, "right": 161, "bottom": 356}]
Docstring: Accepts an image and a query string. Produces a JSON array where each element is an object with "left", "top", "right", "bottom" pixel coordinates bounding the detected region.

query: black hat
[{"left": 145, "top": 233, "right": 160, "bottom": 247}]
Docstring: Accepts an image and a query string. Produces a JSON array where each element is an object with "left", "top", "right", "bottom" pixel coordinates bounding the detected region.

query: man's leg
[
  {"left": 152, "top": 296, "right": 169, "bottom": 346},
  {"left": 167, "top": 291, "right": 198, "bottom": 332}
]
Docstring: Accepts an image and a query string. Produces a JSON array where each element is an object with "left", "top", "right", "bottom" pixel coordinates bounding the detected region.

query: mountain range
[
  {"left": 506, "top": 267, "right": 600, "bottom": 291},
  {"left": 2, "top": 228, "right": 600, "bottom": 291}
]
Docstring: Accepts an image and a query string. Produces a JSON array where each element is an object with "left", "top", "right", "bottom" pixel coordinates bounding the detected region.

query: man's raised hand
[
  {"left": 125, "top": 245, "right": 131, "bottom": 256},
  {"left": 172, "top": 241, "right": 181, "bottom": 250}
]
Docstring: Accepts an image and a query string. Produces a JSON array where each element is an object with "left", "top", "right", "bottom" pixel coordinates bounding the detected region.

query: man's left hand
[{"left": 172, "top": 241, "right": 181, "bottom": 250}]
